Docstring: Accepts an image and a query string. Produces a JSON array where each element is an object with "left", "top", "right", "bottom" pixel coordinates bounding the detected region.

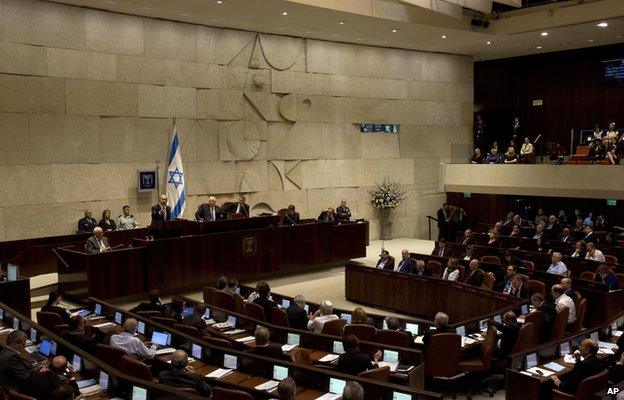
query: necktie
[
  {"left": 211, "top": 207, "right": 215, "bottom": 221},
  {"left": 236, "top": 204, "right": 241, "bottom": 214}
]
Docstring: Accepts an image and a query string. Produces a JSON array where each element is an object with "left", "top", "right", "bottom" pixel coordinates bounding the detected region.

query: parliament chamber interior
[{"left": 1, "top": 0, "right": 624, "bottom": 399}]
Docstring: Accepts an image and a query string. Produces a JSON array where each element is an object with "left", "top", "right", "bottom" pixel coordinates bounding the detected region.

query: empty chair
[
  {"left": 151, "top": 316, "right": 177, "bottom": 326},
  {"left": 427, "top": 260, "right": 442, "bottom": 278},
  {"left": 344, "top": 324, "right": 376, "bottom": 342},
  {"left": 376, "top": 330, "right": 410, "bottom": 348},
  {"left": 203, "top": 287, "right": 216, "bottom": 304},
  {"left": 121, "top": 355, "right": 156, "bottom": 382},
  {"left": 551, "top": 369, "right": 608, "bottom": 400},
  {"left": 551, "top": 307, "right": 570, "bottom": 341},
  {"left": 524, "top": 311, "right": 544, "bottom": 346},
  {"left": 213, "top": 291, "right": 235, "bottom": 311},
  {"left": 36, "top": 312, "right": 64, "bottom": 331},
  {"left": 523, "top": 260, "right": 535, "bottom": 270},
  {"left": 233, "top": 293, "right": 245, "bottom": 315},
  {"left": 7, "top": 390, "right": 36, "bottom": 400},
  {"left": 290, "top": 348, "right": 313, "bottom": 366},
  {"left": 481, "top": 272, "right": 495, "bottom": 290},
  {"left": 203, "top": 336, "right": 233, "bottom": 349},
  {"left": 358, "top": 366, "right": 391, "bottom": 382},
  {"left": 424, "top": 333, "right": 464, "bottom": 397},
  {"left": 511, "top": 322, "right": 534, "bottom": 354},
  {"left": 173, "top": 323, "right": 202, "bottom": 339},
  {"left": 212, "top": 386, "right": 254, "bottom": 400},
  {"left": 579, "top": 271, "right": 596, "bottom": 281},
  {"left": 527, "top": 280, "right": 545, "bottom": 296},
  {"left": 270, "top": 307, "right": 290, "bottom": 328},
  {"left": 458, "top": 325, "right": 497, "bottom": 398},
  {"left": 96, "top": 344, "right": 127, "bottom": 367},
  {"left": 321, "top": 319, "right": 346, "bottom": 336},
  {"left": 617, "top": 274, "right": 624, "bottom": 290},
  {"left": 244, "top": 302, "right": 266, "bottom": 321},
  {"left": 570, "top": 298, "right": 587, "bottom": 334},
  {"left": 480, "top": 255, "right": 501, "bottom": 264}
]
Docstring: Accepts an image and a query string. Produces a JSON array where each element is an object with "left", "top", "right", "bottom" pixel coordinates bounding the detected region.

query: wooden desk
[
  {"left": 344, "top": 263, "right": 522, "bottom": 323},
  {"left": 0, "top": 275, "right": 30, "bottom": 318}
]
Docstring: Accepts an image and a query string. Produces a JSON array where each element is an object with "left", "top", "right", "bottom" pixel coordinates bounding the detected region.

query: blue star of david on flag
[
  {"left": 168, "top": 167, "right": 184, "bottom": 189},
  {"left": 166, "top": 125, "right": 186, "bottom": 219}
]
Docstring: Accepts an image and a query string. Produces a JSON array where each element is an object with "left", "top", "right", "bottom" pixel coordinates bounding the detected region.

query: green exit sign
[
  {"left": 607, "top": 199, "right": 617, "bottom": 206},
  {"left": 463, "top": 192, "right": 471, "bottom": 198}
]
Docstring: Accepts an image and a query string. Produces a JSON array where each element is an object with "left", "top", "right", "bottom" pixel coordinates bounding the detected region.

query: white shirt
[
  {"left": 547, "top": 261, "right": 568, "bottom": 276},
  {"left": 555, "top": 294, "right": 576, "bottom": 324},
  {"left": 377, "top": 259, "right": 387, "bottom": 269},
  {"left": 307, "top": 314, "right": 339, "bottom": 333},
  {"left": 585, "top": 249, "right": 606, "bottom": 263},
  {"left": 442, "top": 267, "right": 459, "bottom": 281},
  {"left": 110, "top": 331, "right": 156, "bottom": 359}
]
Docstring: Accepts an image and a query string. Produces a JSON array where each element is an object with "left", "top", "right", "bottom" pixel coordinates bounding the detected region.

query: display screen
[
  {"left": 360, "top": 123, "right": 399, "bottom": 133},
  {"left": 329, "top": 378, "right": 346, "bottom": 394},
  {"left": 273, "top": 365, "right": 288, "bottom": 381},
  {"left": 603, "top": 59, "right": 624, "bottom": 86}
]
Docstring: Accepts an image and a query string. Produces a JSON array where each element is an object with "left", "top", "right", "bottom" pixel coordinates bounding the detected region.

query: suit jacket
[
  {"left": 582, "top": 232, "right": 599, "bottom": 244},
  {"left": 412, "top": 266, "right": 433, "bottom": 277},
  {"left": 253, "top": 296, "right": 278, "bottom": 322},
  {"left": 336, "top": 348, "right": 375, "bottom": 375},
  {"left": 464, "top": 269, "right": 485, "bottom": 287},
  {"left": 227, "top": 202, "right": 250, "bottom": 217},
  {"left": 461, "top": 235, "right": 476, "bottom": 246},
  {"left": 375, "top": 256, "right": 395, "bottom": 271},
  {"left": 491, "top": 321, "right": 521, "bottom": 357},
  {"left": 182, "top": 313, "right": 208, "bottom": 336},
  {"left": 0, "top": 347, "right": 33, "bottom": 392},
  {"left": 431, "top": 245, "right": 451, "bottom": 258},
  {"left": 41, "top": 304, "right": 71, "bottom": 324},
  {"left": 97, "top": 219, "right": 117, "bottom": 231},
  {"left": 496, "top": 276, "right": 513, "bottom": 293},
  {"left": 336, "top": 206, "right": 351, "bottom": 221},
  {"left": 130, "top": 301, "right": 166, "bottom": 315},
  {"left": 27, "top": 370, "right": 79, "bottom": 399},
  {"left": 151, "top": 204, "right": 172, "bottom": 221},
  {"left": 84, "top": 235, "right": 110, "bottom": 254},
  {"left": 561, "top": 235, "right": 574, "bottom": 243},
  {"left": 77, "top": 217, "right": 97, "bottom": 233},
  {"left": 281, "top": 212, "right": 300, "bottom": 226},
  {"left": 317, "top": 211, "right": 336, "bottom": 223},
  {"left": 508, "top": 283, "right": 532, "bottom": 299},
  {"left": 286, "top": 304, "right": 308, "bottom": 331},
  {"left": 537, "top": 301, "right": 557, "bottom": 343},
  {"left": 396, "top": 257, "right": 416, "bottom": 273},
  {"left": 558, "top": 354, "right": 603, "bottom": 394},
  {"left": 61, "top": 330, "right": 99, "bottom": 354},
  {"left": 195, "top": 204, "right": 223, "bottom": 222},
  {"left": 158, "top": 369, "right": 212, "bottom": 396},
  {"left": 245, "top": 343, "right": 287, "bottom": 361}
]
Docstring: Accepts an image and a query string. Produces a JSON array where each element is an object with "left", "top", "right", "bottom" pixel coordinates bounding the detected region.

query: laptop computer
[
  {"left": 131, "top": 386, "right": 148, "bottom": 400},
  {"left": 137, "top": 321, "right": 146, "bottom": 335},
  {"left": 72, "top": 354, "right": 82, "bottom": 372},
  {"left": 31, "top": 338, "right": 56, "bottom": 362},
  {"left": 405, "top": 323, "right": 419, "bottom": 336},
  {"left": 114, "top": 312, "right": 123, "bottom": 325},
  {"left": 525, "top": 353, "right": 538, "bottom": 370},
  {"left": 224, "top": 354, "right": 238, "bottom": 370},
  {"left": 328, "top": 378, "right": 346, "bottom": 395},
  {"left": 332, "top": 341, "right": 344, "bottom": 354},
  {"left": 182, "top": 306, "right": 194, "bottom": 318},
  {"left": 341, "top": 314, "right": 352, "bottom": 324},
  {"left": 393, "top": 392, "right": 412, "bottom": 400},
  {"left": 191, "top": 344, "right": 202, "bottom": 359},
  {"left": 150, "top": 331, "right": 171, "bottom": 348},
  {"left": 94, "top": 304, "right": 102, "bottom": 316},
  {"left": 281, "top": 299, "right": 290, "bottom": 309},
  {"left": 273, "top": 365, "right": 288, "bottom": 381}
]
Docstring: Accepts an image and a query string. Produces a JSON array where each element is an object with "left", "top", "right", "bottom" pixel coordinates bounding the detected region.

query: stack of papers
[
  {"left": 0, "top": 328, "right": 14, "bottom": 334},
  {"left": 314, "top": 393, "right": 342, "bottom": 400},
  {"left": 224, "top": 329, "right": 246, "bottom": 335},
  {"left": 598, "top": 348, "right": 615, "bottom": 355},
  {"left": 255, "top": 380, "right": 279, "bottom": 391},
  {"left": 213, "top": 322, "right": 232, "bottom": 329},
  {"left": 86, "top": 315, "right": 105, "bottom": 321},
  {"left": 598, "top": 341, "right": 619, "bottom": 350},
  {"left": 563, "top": 354, "right": 583, "bottom": 364},
  {"left": 79, "top": 384, "right": 103, "bottom": 396},
  {"left": 318, "top": 354, "right": 339, "bottom": 362},
  {"left": 281, "top": 344, "right": 297, "bottom": 352},
  {"left": 25, "top": 345, "right": 38, "bottom": 353},
  {"left": 526, "top": 367, "right": 554, "bottom": 377},
  {"left": 203, "top": 318, "right": 216, "bottom": 325},
  {"left": 377, "top": 361, "right": 398, "bottom": 372},
  {"left": 235, "top": 336, "right": 255, "bottom": 343},
  {"left": 206, "top": 368, "right": 234, "bottom": 379},
  {"left": 155, "top": 348, "right": 176, "bottom": 355},
  {"left": 414, "top": 336, "right": 424, "bottom": 345},
  {"left": 91, "top": 322, "right": 115, "bottom": 329}
]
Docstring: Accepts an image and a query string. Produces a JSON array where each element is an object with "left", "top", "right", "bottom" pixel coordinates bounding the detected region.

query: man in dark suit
[
  {"left": 151, "top": 194, "right": 172, "bottom": 221},
  {"left": 561, "top": 228, "right": 574, "bottom": 243},
  {"left": 77, "top": 210, "right": 97, "bottom": 233},
  {"left": 280, "top": 205, "right": 300, "bottom": 226},
  {"left": 375, "top": 250, "right": 395, "bottom": 270},
  {"left": 27, "top": 356, "right": 79, "bottom": 399},
  {"left": 412, "top": 260, "right": 432, "bottom": 277},
  {"left": 551, "top": 339, "right": 603, "bottom": 394},
  {"left": 196, "top": 196, "right": 223, "bottom": 222},
  {"left": 495, "top": 265, "right": 517, "bottom": 293},
  {"left": 582, "top": 226, "right": 599, "bottom": 244},
  {"left": 489, "top": 311, "right": 521, "bottom": 358},
  {"left": 61, "top": 316, "right": 101, "bottom": 354},
  {"left": 396, "top": 249, "right": 416, "bottom": 273},
  {"left": 286, "top": 295, "right": 309, "bottom": 330},
  {"left": 130, "top": 290, "right": 166, "bottom": 315},
  {"left": 317, "top": 208, "right": 336, "bottom": 222},
  {"left": 182, "top": 303, "right": 208, "bottom": 336},
  {"left": 158, "top": 350, "right": 212, "bottom": 396},
  {"left": 508, "top": 275, "right": 532, "bottom": 299},
  {"left": 336, "top": 199, "right": 352, "bottom": 222},
  {"left": 431, "top": 239, "right": 451, "bottom": 258},
  {"left": 244, "top": 326, "right": 288, "bottom": 360},
  {"left": 84, "top": 227, "right": 111, "bottom": 254},
  {"left": 422, "top": 312, "right": 454, "bottom": 350},
  {"left": 531, "top": 293, "right": 556, "bottom": 343},
  {"left": 227, "top": 195, "right": 250, "bottom": 217},
  {"left": 384, "top": 316, "right": 414, "bottom": 344},
  {"left": 0, "top": 331, "right": 33, "bottom": 393},
  {"left": 437, "top": 203, "right": 456, "bottom": 241},
  {"left": 336, "top": 335, "right": 381, "bottom": 376},
  {"left": 464, "top": 259, "right": 485, "bottom": 287},
  {"left": 252, "top": 282, "right": 278, "bottom": 322},
  {"left": 461, "top": 228, "right": 476, "bottom": 246}
]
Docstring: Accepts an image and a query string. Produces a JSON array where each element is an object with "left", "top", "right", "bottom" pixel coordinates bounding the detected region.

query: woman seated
[
  {"left": 485, "top": 148, "right": 502, "bottom": 164},
  {"left": 504, "top": 147, "right": 518, "bottom": 164},
  {"left": 470, "top": 148, "right": 484, "bottom": 164},
  {"left": 487, "top": 230, "right": 501, "bottom": 247},
  {"left": 596, "top": 264, "right": 620, "bottom": 290},
  {"left": 604, "top": 138, "right": 618, "bottom": 165},
  {"left": 442, "top": 258, "right": 460, "bottom": 281},
  {"left": 98, "top": 209, "right": 117, "bottom": 231},
  {"left": 519, "top": 137, "right": 534, "bottom": 163}
]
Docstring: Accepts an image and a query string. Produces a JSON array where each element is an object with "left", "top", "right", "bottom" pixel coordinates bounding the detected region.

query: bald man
[
  {"left": 84, "top": 227, "right": 111, "bottom": 254},
  {"left": 151, "top": 194, "right": 172, "bottom": 221},
  {"left": 396, "top": 249, "right": 416, "bottom": 273},
  {"left": 195, "top": 196, "right": 223, "bottom": 222},
  {"left": 110, "top": 318, "right": 157, "bottom": 360},
  {"left": 551, "top": 339, "right": 603, "bottom": 394},
  {"left": 158, "top": 350, "right": 212, "bottom": 396},
  {"left": 28, "top": 355, "right": 79, "bottom": 399}
]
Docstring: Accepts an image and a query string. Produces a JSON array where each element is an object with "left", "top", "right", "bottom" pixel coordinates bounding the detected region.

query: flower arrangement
[{"left": 369, "top": 177, "right": 406, "bottom": 210}]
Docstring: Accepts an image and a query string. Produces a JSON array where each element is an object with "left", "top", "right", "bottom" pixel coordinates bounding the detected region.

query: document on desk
[
  {"left": 213, "top": 322, "right": 232, "bottom": 329},
  {"left": 255, "top": 380, "right": 279, "bottom": 391},
  {"left": 318, "top": 354, "right": 339, "bottom": 362},
  {"left": 91, "top": 322, "right": 115, "bottom": 328},
  {"left": 517, "top": 316, "right": 526, "bottom": 324},
  {"left": 314, "top": 393, "right": 342, "bottom": 400},
  {"left": 281, "top": 344, "right": 298, "bottom": 352},
  {"left": 414, "top": 335, "right": 424, "bottom": 345},
  {"left": 202, "top": 318, "right": 216, "bottom": 325},
  {"left": 563, "top": 354, "right": 583, "bottom": 364},
  {"left": 155, "top": 348, "right": 176, "bottom": 355},
  {"left": 598, "top": 341, "right": 619, "bottom": 350},
  {"left": 543, "top": 362, "right": 566, "bottom": 372},
  {"left": 235, "top": 336, "right": 255, "bottom": 343},
  {"left": 614, "top": 330, "right": 623, "bottom": 337},
  {"left": 79, "top": 384, "right": 103, "bottom": 396},
  {"left": 86, "top": 315, "right": 106, "bottom": 321},
  {"left": 0, "top": 328, "right": 14, "bottom": 334},
  {"left": 526, "top": 367, "right": 554, "bottom": 377},
  {"left": 598, "top": 348, "right": 615, "bottom": 355},
  {"left": 206, "top": 368, "right": 233, "bottom": 379},
  {"left": 224, "top": 329, "right": 246, "bottom": 335},
  {"left": 377, "top": 361, "right": 398, "bottom": 372}
]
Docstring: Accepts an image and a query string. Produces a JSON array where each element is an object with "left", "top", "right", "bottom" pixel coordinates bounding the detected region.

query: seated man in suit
[
  {"left": 0, "top": 330, "right": 34, "bottom": 393},
  {"left": 307, "top": 300, "right": 339, "bottom": 333},
  {"left": 151, "top": 194, "right": 172, "bottom": 221},
  {"left": 286, "top": 295, "right": 309, "bottom": 331},
  {"left": 464, "top": 259, "right": 485, "bottom": 287},
  {"left": 317, "top": 208, "right": 336, "bottom": 222},
  {"left": 110, "top": 319, "right": 157, "bottom": 360},
  {"left": 182, "top": 303, "right": 208, "bottom": 336},
  {"left": 582, "top": 225, "right": 599, "bottom": 244},
  {"left": 461, "top": 228, "right": 475, "bottom": 245},
  {"left": 343, "top": 381, "right": 365, "bottom": 400},
  {"left": 130, "top": 290, "right": 166, "bottom": 315},
  {"left": 27, "top": 356, "right": 79, "bottom": 399},
  {"left": 158, "top": 350, "right": 212, "bottom": 396},
  {"left": 84, "top": 227, "right": 111, "bottom": 254},
  {"left": 551, "top": 339, "right": 603, "bottom": 394},
  {"left": 336, "top": 334, "right": 381, "bottom": 376},
  {"left": 496, "top": 265, "right": 517, "bottom": 293},
  {"left": 422, "top": 312, "right": 454, "bottom": 350},
  {"left": 489, "top": 311, "right": 521, "bottom": 358},
  {"left": 561, "top": 227, "right": 574, "bottom": 243},
  {"left": 77, "top": 210, "right": 97, "bottom": 233},
  {"left": 568, "top": 241, "right": 586, "bottom": 258},
  {"left": 396, "top": 249, "right": 416, "bottom": 273},
  {"left": 531, "top": 293, "right": 556, "bottom": 343},
  {"left": 336, "top": 199, "right": 352, "bottom": 222},
  {"left": 508, "top": 275, "right": 531, "bottom": 299},
  {"left": 459, "top": 245, "right": 475, "bottom": 261},
  {"left": 431, "top": 238, "right": 451, "bottom": 258},
  {"left": 61, "top": 316, "right": 101, "bottom": 354},
  {"left": 245, "top": 326, "right": 288, "bottom": 360},
  {"left": 227, "top": 194, "right": 250, "bottom": 217},
  {"left": 384, "top": 316, "right": 414, "bottom": 343},
  {"left": 195, "top": 196, "right": 223, "bottom": 222},
  {"left": 281, "top": 205, "right": 300, "bottom": 226},
  {"left": 412, "top": 260, "right": 432, "bottom": 277},
  {"left": 375, "top": 250, "right": 394, "bottom": 270},
  {"left": 252, "top": 281, "right": 278, "bottom": 322}
]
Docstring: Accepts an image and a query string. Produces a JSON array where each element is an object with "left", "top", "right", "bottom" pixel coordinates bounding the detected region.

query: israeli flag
[{"left": 166, "top": 125, "right": 186, "bottom": 219}]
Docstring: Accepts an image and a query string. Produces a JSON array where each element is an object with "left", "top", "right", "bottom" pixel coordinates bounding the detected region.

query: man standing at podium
[
  {"left": 84, "top": 227, "right": 111, "bottom": 254},
  {"left": 151, "top": 194, "right": 172, "bottom": 221}
]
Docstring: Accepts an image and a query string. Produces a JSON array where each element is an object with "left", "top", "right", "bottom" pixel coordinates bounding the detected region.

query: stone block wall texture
[{"left": 0, "top": 0, "right": 473, "bottom": 241}]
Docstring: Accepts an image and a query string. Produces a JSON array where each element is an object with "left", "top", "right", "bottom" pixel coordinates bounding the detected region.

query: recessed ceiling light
[
  {"left": 104, "top": 0, "right": 115, "bottom": 3},
  {"left": 597, "top": 22, "right": 608, "bottom": 28},
  {"left": 282, "top": 11, "right": 288, "bottom": 16},
  {"left": 455, "top": 48, "right": 459, "bottom": 51},
  {"left": 617, "top": 35, "right": 623, "bottom": 39},
  {"left": 179, "top": 12, "right": 189, "bottom": 16},
  {"left": 588, "top": 39, "right": 595, "bottom": 43},
  {"left": 216, "top": 0, "right": 223, "bottom": 3},
  {"left": 540, "top": 32, "right": 548, "bottom": 37},
  {"left": 442, "top": 35, "right": 447, "bottom": 39},
  {"left": 338, "top": 21, "right": 345, "bottom": 25},
  {"left": 562, "top": 42, "right": 568, "bottom": 46},
  {"left": 391, "top": 28, "right": 398, "bottom": 33},
  {"left": 486, "top": 41, "right": 492, "bottom": 45},
  {"left": 536, "top": 45, "right": 543, "bottom": 49}
]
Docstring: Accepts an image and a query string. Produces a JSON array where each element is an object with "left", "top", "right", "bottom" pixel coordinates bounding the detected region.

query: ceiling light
[
  {"left": 536, "top": 45, "right": 543, "bottom": 49},
  {"left": 179, "top": 12, "right": 189, "bottom": 16},
  {"left": 391, "top": 28, "right": 398, "bottom": 33},
  {"left": 338, "top": 21, "right": 345, "bottom": 25},
  {"left": 540, "top": 32, "right": 548, "bottom": 37},
  {"left": 442, "top": 35, "right": 447, "bottom": 39},
  {"left": 597, "top": 22, "right": 608, "bottom": 28},
  {"left": 588, "top": 39, "right": 595, "bottom": 43},
  {"left": 486, "top": 41, "right": 492, "bottom": 45},
  {"left": 617, "top": 35, "right": 623, "bottom": 39},
  {"left": 562, "top": 42, "right": 568, "bottom": 46},
  {"left": 216, "top": 0, "right": 223, "bottom": 3},
  {"left": 282, "top": 11, "right": 288, "bottom": 16}
]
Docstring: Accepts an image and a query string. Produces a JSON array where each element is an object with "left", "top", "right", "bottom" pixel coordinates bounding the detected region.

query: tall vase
[{"left": 380, "top": 208, "right": 393, "bottom": 240}]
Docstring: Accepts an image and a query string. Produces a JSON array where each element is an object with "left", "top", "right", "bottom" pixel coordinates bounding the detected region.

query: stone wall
[{"left": 0, "top": 0, "right": 473, "bottom": 241}]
